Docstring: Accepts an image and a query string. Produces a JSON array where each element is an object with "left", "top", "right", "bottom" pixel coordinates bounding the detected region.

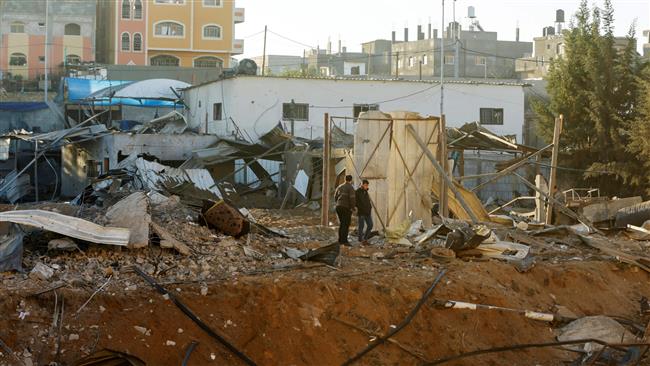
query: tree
[{"left": 533, "top": 0, "right": 648, "bottom": 196}]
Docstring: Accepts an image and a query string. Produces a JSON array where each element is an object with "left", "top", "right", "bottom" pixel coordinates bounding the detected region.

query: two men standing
[{"left": 333, "top": 175, "right": 373, "bottom": 245}]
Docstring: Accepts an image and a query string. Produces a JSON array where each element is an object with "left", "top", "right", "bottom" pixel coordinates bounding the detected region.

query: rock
[
  {"left": 165, "top": 340, "right": 176, "bottom": 346},
  {"left": 48, "top": 238, "right": 79, "bottom": 252},
  {"left": 200, "top": 286, "right": 208, "bottom": 296},
  {"left": 29, "top": 263, "right": 54, "bottom": 281},
  {"left": 68, "top": 334, "right": 79, "bottom": 341},
  {"left": 134, "top": 326, "right": 151, "bottom": 336}
]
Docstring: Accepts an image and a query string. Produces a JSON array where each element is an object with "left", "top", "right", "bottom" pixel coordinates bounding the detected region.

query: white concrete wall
[{"left": 184, "top": 76, "right": 526, "bottom": 143}]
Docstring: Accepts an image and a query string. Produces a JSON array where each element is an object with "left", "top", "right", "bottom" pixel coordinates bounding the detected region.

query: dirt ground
[{"left": 1, "top": 207, "right": 650, "bottom": 365}]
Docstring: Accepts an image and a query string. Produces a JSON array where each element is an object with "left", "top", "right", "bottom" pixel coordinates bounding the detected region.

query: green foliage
[
  {"left": 533, "top": 0, "right": 648, "bottom": 196},
  {"left": 279, "top": 66, "right": 320, "bottom": 78}
]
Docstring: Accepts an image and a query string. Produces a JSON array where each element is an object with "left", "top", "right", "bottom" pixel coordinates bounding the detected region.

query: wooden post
[
  {"left": 407, "top": 124, "right": 479, "bottom": 224},
  {"left": 439, "top": 115, "right": 449, "bottom": 217},
  {"left": 261, "top": 25, "right": 268, "bottom": 76},
  {"left": 545, "top": 115, "right": 563, "bottom": 225},
  {"left": 458, "top": 149, "right": 465, "bottom": 177},
  {"left": 321, "top": 113, "right": 330, "bottom": 226},
  {"left": 33, "top": 140, "right": 38, "bottom": 202}
]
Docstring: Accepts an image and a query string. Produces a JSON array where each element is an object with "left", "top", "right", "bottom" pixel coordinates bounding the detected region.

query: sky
[{"left": 234, "top": 0, "right": 650, "bottom": 59}]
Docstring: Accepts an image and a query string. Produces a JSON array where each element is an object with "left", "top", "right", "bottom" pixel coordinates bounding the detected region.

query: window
[
  {"left": 134, "top": 0, "right": 143, "bottom": 19},
  {"left": 64, "top": 23, "right": 81, "bottom": 36},
  {"left": 38, "top": 56, "right": 45, "bottom": 63},
  {"left": 397, "top": 58, "right": 402, "bottom": 68},
  {"left": 194, "top": 56, "right": 222, "bottom": 68},
  {"left": 350, "top": 66, "right": 360, "bottom": 75},
  {"left": 150, "top": 54, "right": 179, "bottom": 66},
  {"left": 9, "top": 53, "right": 27, "bottom": 66},
  {"left": 282, "top": 102, "right": 309, "bottom": 121},
  {"left": 422, "top": 54, "right": 428, "bottom": 65},
  {"left": 65, "top": 54, "right": 81, "bottom": 65},
  {"left": 353, "top": 104, "right": 379, "bottom": 118},
  {"left": 203, "top": 25, "right": 222, "bottom": 39},
  {"left": 444, "top": 55, "right": 455, "bottom": 65},
  {"left": 213, "top": 103, "right": 223, "bottom": 120},
  {"left": 121, "top": 32, "right": 130, "bottom": 51},
  {"left": 10, "top": 22, "right": 25, "bottom": 33},
  {"left": 203, "top": 0, "right": 221, "bottom": 6},
  {"left": 121, "top": 0, "right": 131, "bottom": 19},
  {"left": 480, "top": 108, "right": 504, "bottom": 125},
  {"left": 155, "top": 21, "right": 184, "bottom": 37},
  {"left": 475, "top": 56, "right": 486, "bottom": 65},
  {"left": 408, "top": 56, "right": 414, "bottom": 67},
  {"left": 133, "top": 33, "right": 142, "bottom": 51},
  {"left": 155, "top": 0, "right": 184, "bottom": 4}
]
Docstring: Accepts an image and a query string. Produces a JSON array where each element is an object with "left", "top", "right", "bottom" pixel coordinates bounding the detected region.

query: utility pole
[
  {"left": 439, "top": 0, "right": 448, "bottom": 217},
  {"left": 261, "top": 25, "right": 267, "bottom": 76},
  {"left": 453, "top": 0, "right": 459, "bottom": 78},
  {"left": 419, "top": 60, "right": 422, "bottom": 80},
  {"left": 321, "top": 113, "right": 331, "bottom": 227},
  {"left": 44, "top": 0, "right": 49, "bottom": 101}
]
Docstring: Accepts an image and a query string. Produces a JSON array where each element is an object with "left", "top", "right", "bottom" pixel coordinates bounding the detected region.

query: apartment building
[
  {"left": 0, "top": 0, "right": 96, "bottom": 80},
  {"left": 96, "top": 0, "right": 244, "bottom": 68}
]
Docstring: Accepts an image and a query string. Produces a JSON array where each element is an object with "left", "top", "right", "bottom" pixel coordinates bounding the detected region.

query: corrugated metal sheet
[{"left": 0, "top": 138, "right": 9, "bottom": 160}]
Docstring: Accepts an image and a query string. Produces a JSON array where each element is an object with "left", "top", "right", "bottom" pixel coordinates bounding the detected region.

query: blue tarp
[
  {"left": 66, "top": 78, "right": 132, "bottom": 102},
  {"left": 66, "top": 78, "right": 183, "bottom": 108},
  {"left": 0, "top": 102, "right": 49, "bottom": 112}
]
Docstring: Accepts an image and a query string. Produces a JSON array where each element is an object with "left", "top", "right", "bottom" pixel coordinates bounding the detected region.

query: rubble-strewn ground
[{"left": 1, "top": 204, "right": 650, "bottom": 365}]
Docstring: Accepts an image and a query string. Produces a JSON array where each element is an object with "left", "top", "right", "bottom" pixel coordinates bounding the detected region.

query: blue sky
[{"left": 234, "top": 0, "right": 649, "bottom": 59}]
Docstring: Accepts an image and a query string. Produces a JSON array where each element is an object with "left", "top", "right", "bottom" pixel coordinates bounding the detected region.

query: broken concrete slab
[
  {"left": 557, "top": 316, "right": 638, "bottom": 353},
  {"left": 29, "top": 262, "right": 54, "bottom": 281},
  {"left": 582, "top": 196, "right": 642, "bottom": 223},
  {"left": 0, "top": 210, "right": 130, "bottom": 246},
  {"left": 48, "top": 237, "right": 79, "bottom": 252},
  {"left": 151, "top": 222, "right": 191, "bottom": 256},
  {"left": 105, "top": 192, "right": 151, "bottom": 249}
]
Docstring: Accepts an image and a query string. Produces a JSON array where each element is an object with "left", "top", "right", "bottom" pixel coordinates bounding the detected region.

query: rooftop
[{"left": 183, "top": 74, "right": 530, "bottom": 91}]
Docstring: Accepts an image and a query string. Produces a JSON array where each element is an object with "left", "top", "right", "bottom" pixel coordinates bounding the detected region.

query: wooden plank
[
  {"left": 546, "top": 115, "right": 563, "bottom": 224},
  {"left": 321, "top": 113, "right": 330, "bottom": 226}
]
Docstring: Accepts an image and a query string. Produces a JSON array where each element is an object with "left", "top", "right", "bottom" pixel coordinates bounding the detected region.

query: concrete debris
[
  {"left": 48, "top": 238, "right": 79, "bottom": 252},
  {"left": 29, "top": 262, "right": 54, "bottom": 281},
  {"left": 151, "top": 222, "right": 191, "bottom": 256},
  {"left": 105, "top": 192, "right": 151, "bottom": 249},
  {"left": 558, "top": 316, "right": 638, "bottom": 353}
]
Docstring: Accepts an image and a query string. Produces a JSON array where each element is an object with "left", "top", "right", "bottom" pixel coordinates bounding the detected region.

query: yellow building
[{"left": 146, "top": 0, "right": 244, "bottom": 68}]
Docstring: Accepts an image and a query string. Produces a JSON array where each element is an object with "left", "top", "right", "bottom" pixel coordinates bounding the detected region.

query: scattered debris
[
  {"left": 29, "top": 262, "right": 54, "bottom": 281},
  {"left": 73, "top": 349, "right": 145, "bottom": 366},
  {"left": 105, "top": 192, "right": 151, "bottom": 249},
  {"left": 557, "top": 316, "right": 638, "bottom": 353}
]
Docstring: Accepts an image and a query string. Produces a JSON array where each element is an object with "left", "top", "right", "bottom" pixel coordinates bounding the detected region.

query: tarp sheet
[
  {"left": 0, "top": 102, "right": 49, "bottom": 112},
  {"left": 67, "top": 78, "right": 187, "bottom": 108}
]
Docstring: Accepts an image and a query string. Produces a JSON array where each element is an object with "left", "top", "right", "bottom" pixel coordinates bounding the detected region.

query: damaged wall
[
  {"left": 61, "top": 134, "right": 219, "bottom": 197},
  {"left": 183, "top": 75, "right": 527, "bottom": 144}
]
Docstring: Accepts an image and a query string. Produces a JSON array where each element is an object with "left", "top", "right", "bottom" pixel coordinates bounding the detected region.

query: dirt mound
[{"left": 1, "top": 260, "right": 648, "bottom": 365}]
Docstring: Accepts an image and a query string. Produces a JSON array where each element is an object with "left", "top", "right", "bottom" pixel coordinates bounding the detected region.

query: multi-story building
[
  {"left": 96, "top": 0, "right": 244, "bottom": 68},
  {"left": 307, "top": 47, "right": 368, "bottom": 77},
  {"left": 0, "top": 0, "right": 96, "bottom": 80},
  {"left": 516, "top": 10, "right": 634, "bottom": 79},
  {"left": 390, "top": 21, "right": 532, "bottom": 79}
]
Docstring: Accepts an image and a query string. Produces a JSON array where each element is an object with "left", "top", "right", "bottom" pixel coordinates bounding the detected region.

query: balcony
[
  {"left": 234, "top": 8, "right": 245, "bottom": 24},
  {"left": 232, "top": 39, "right": 244, "bottom": 55}
]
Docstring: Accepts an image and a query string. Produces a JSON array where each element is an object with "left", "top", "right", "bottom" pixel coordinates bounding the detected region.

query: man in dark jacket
[
  {"left": 356, "top": 179, "right": 373, "bottom": 244},
  {"left": 334, "top": 175, "right": 355, "bottom": 245}
]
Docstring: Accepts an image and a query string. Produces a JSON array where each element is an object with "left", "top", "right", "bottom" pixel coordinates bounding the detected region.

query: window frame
[
  {"left": 202, "top": 24, "right": 223, "bottom": 40},
  {"left": 444, "top": 54, "right": 455, "bottom": 65},
  {"left": 479, "top": 108, "right": 504, "bottom": 125},
  {"left": 10, "top": 21, "right": 25, "bottom": 33},
  {"left": 121, "top": 0, "right": 131, "bottom": 19},
  {"left": 121, "top": 32, "right": 131, "bottom": 51},
  {"left": 132, "top": 33, "right": 143, "bottom": 52},
  {"left": 133, "top": 0, "right": 143, "bottom": 19},
  {"left": 282, "top": 102, "right": 309, "bottom": 121},
  {"left": 150, "top": 54, "right": 180, "bottom": 66},
  {"left": 153, "top": 20, "right": 185, "bottom": 38},
  {"left": 475, "top": 56, "right": 486, "bottom": 65},
  {"left": 353, "top": 103, "right": 379, "bottom": 119},
  {"left": 193, "top": 56, "right": 223, "bottom": 68},
  {"left": 153, "top": 0, "right": 185, "bottom": 5},
  {"left": 9, "top": 53, "right": 27, "bottom": 66},
  {"left": 422, "top": 54, "right": 428, "bottom": 65},
  {"left": 65, "top": 54, "right": 81, "bottom": 65},
  {"left": 213, "top": 102, "right": 223, "bottom": 120},
  {"left": 64, "top": 23, "right": 81, "bottom": 36},
  {"left": 203, "top": 0, "right": 223, "bottom": 7}
]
